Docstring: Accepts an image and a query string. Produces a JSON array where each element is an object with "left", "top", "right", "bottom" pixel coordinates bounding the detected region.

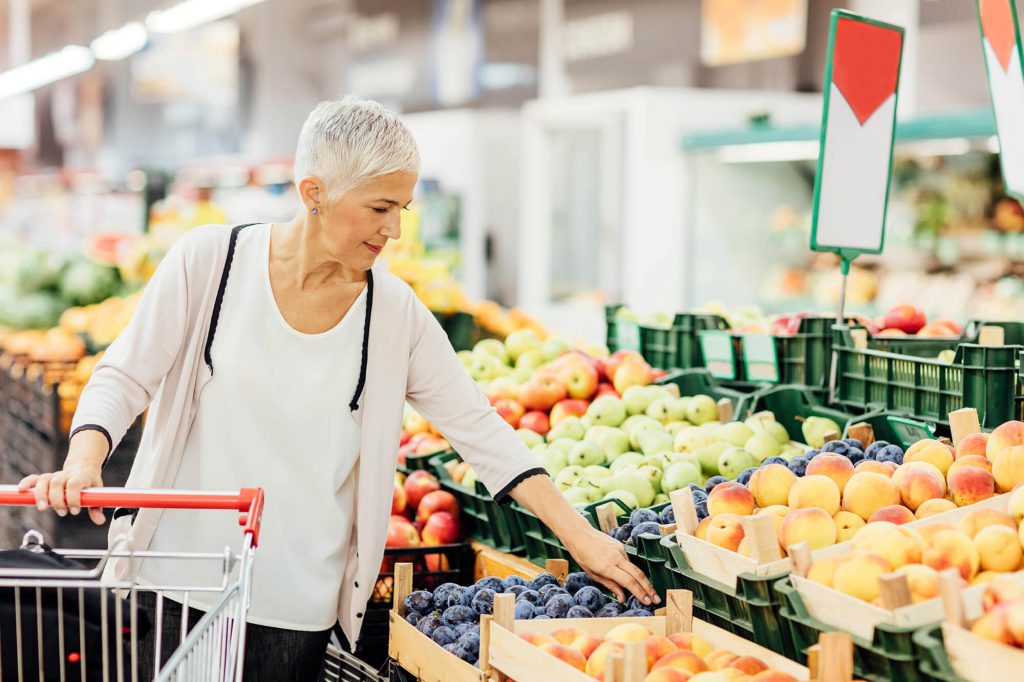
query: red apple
[
  {"left": 425, "top": 551, "right": 450, "bottom": 572},
  {"left": 596, "top": 382, "right": 619, "bottom": 399},
  {"left": 391, "top": 479, "right": 407, "bottom": 516},
  {"left": 404, "top": 470, "right": 440, "bottom": 510},
  {"left": 606, "top": 350, "right": 645, "bottom": 382},
  {"left": 386, "top": 517, "right": 420, "bottom": 548},
  {"left": 558, "top": 361, "right": 599, "bottom": 400},
  {"left": 391, "top": 514, "right": 412, "bottom": 526},
  {"left": 650, "top": 368, "right": 668, "bottom": 381},
  {"left": 549, "top": 399, "right": 590, "bottom": 426},
  {"left": 589, "top": 357, "right": 608, "bottom": 383},
  {"left": 416, "top": 490, "right": 460, "bottom": 524},
  {"left": 933, "top": 319, "right": 962, "bottom": 335},
  {"left": 399, "top": 429, "right": 412, "bottom": 446},
  {"left": 486, "top": 377, "right": 519, "bottom": 402},
  {"left": 519, "top": 410, "right": 550, "bottom": 436},
  {"left": 516, "top": 376, "right": 568, "bottom": 412},
  {"left": 883, "top": 305, "right": 927, "bottom": 335},
  {"left": 421, "top": 510, "right": 461, "bottom": 544},
  {"left": 414, "top": 435, "right": 449, "bottom": 455},
  {"left": 493, "top": 398, "right": 526, "bottom": 428},
  {"left": 917, "top": 322, "right": 958, "bottom": 338}
]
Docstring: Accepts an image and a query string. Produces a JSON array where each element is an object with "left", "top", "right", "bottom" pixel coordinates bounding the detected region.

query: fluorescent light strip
[
  {"left": 91, "top": 22, "right": 148, "bottom": 61},
  {"left": 0, "top": 46, "right": 94, "bottom": 100},
  {"left": 146, "top": 0, "right": 267, "bottom": 34},
  {"left": 715, "top": 140, "right": 821, "bottom": 164}
]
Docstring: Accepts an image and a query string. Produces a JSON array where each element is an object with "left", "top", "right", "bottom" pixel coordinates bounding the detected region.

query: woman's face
[{"left": 319, "top": 171, "right": 418, "bottom": 270}]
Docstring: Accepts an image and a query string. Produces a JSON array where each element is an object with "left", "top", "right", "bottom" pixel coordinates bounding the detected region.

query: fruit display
[
  {"left": 399, "top": 570, "right": 653, "bottom": 667},
  {"left": 399, "top": 409, "right": 453, "bottom": 468},
  {"left": 388, "top": 470, "right": 463, "bottom": 552},
  {"left": 870, "top": 305, "right": 962, "bottom": 338}
]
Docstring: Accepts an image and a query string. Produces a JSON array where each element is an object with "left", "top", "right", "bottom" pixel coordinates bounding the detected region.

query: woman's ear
[{"left": 298, "top": 176, "right": 323, "bottom": 214}]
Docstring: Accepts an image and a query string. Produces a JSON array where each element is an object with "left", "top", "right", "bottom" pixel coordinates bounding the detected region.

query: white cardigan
[{"left": 72, "top": 223, "right": 544, "bottom": 644}]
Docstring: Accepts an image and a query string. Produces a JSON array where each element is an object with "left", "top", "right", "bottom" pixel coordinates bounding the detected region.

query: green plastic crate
[
  {"left": 657, "top": 535, "right": 793, "bottom": 658},
  {"left": 740, "top": 384, "right": 863, "bottom": 446},
  {"left": 832, "top": 326, "right": 1023, "bottom": 431},
  {"left": 397, "top": 447, "right": 454, "bottom": 476},
  {"left": 776, "top": 576, "right": 924, "bottom": 682},
  {"left": 509, "top": 497, "right": 631, "bottom": 573},
  {"left": 843, "top": 412, "right": 937, "bottom": 451},
  {"left": 869, "top": 320, "right": 1024, "bottom": 358},
  {"left": 641, "top": 313, "right": 731, "bottom": 371},
  {"left": 429, "top": 452, "right": 525, "bottom": 554},
  {"left": 912, "top": 625, "right": 966, "bottom": 682}
]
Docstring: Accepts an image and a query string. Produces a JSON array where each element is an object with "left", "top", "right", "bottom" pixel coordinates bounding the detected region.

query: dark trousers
[{"left": 135, "top": 591, "right": 332, "bottom": 681}]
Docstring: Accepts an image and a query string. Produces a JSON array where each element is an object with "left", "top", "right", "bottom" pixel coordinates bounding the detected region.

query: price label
[
  {"left": 742, "top": 334, "right": 781, "bottom": 383},
  {"left": 699, "top": 330, "right": 737, "bottom": 381},
  {"left": 616, "top": 320, "right": 641, "bottom": 352}
]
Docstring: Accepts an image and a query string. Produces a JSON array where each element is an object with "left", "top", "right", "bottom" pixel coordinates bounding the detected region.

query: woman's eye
[{"left": 372, "top": 207, "right": 389, "bottom": 214}]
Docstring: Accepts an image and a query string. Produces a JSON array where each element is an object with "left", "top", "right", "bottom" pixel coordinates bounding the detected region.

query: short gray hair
[{"left": 293, "top": 95, "right": 420, "bottom": 199}]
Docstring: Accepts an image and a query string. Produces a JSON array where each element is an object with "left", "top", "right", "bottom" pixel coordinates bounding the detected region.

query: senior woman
[{"left": 19, "top": 96, "right": 656, "bottom": 679}]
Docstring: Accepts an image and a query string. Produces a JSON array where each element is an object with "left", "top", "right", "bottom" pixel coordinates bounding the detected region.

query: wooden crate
[{"left": 486, "top": 589, "right": 814, "bottom": 682}]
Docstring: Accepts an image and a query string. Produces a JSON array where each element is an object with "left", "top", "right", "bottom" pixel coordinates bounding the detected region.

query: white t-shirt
[{"left": 138, "top": 223, "right": 365, "bottom": 630}]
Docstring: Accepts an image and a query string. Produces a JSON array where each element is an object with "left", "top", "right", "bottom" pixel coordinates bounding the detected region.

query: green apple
[
  {"left": 692, "top": 442, "right": 730, "bottom": 476},
  {"left": 585, "top": 396, "right": 627, "bottom": 428},
  {"left": 718, "top": 447, "right": 758, "bottom": 480},
  {"left": 469, "top": 354, "right": 502, "bottom": 381},
  {"left": 745, "top": 432, "right": 782, "bottom": 462},
  {"left": 665, "top": 421, "right": 693, "bottom": 438},
  {"left": 554, "top": 465, "right": 586, "bottom": 490},
  {"left": 718, "top": 421, "right": 755, "bottom": 448},
  {"left": 562, "top": 487, "right": 594, "bottom": 506},
  {"left": 686, "top": 394, "right": 719, "bottom": 425},
  {"left": 474, "top": 338, "right": 509, "bottom": 365},
  {"left": 609, "top": 452, "right": 645, "bottom": 472},
  {"left": 635, "top": 464, "right": 663, "bottom": 493},
  {"left": 548, "top": 417, "right": 586, "bottom": 442},
  {"left": 604, "top": 489, "right": 640, "bottom": 510},
  {"left": 637, "top": 429, "right": 674, "bottom": 456},
  {"left": 801, "top": 416, "right": 841, "bottom": 449},
  {"left": 503, "top": 329, "right": 541, "bottom": 362},
  {"left": 549, "top": 437, "right": 578, "bottom": 456},
  {"left": 622, "top": 386, "right": 655, "bottom": 416},
  {"left": 516, "top": 349, "right": 546, "bottom": 371},
  {"left": 517, "top": 429, "right": 544, "bottom": 448},
  {"left": 599, "top": 472, "right": 656, "bottom": 507},
  {"left": 541, "top": 337, "right": 571, "bottom": 362},
  {"left": 584, "top": 465, "right": 613, "bottom": 480},
  {"left": 673, "top": 426, "right": 716, "bottom": 453},
  {"left": 663, "top": 461, "right": 702, "bottom": 493},
  {"left": 568, "top": 441, "right": 605, "bottom": 467},
  {"left": 457, "top": 350, "right": 475, "bottom": 368}
]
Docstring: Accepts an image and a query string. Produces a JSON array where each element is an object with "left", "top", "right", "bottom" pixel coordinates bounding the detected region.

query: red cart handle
[{"left": 0, "top": 486, "right": 266, "bottom": 547}]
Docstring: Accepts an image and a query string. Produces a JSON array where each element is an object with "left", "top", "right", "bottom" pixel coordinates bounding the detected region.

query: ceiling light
[
  {"left": 0, "top": 46, "right": 94, "bottom": 101},
  {"left": 91, "top": 22, "right": 148, "bottom": 61},
  {"left": 146, "top": 0, "right": 267, "bottom": 34},
  {"left": 715, "top": 140, "right": 821, "bottom": 164}
]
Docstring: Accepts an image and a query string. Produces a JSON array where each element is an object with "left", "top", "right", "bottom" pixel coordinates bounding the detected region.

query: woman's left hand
[{"left": 566, "top": 525, "right": 660, "bottom": 607}]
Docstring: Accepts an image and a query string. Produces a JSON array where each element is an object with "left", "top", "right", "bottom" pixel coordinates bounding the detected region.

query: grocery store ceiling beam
[
  {"left": 90, "top": 21, "right": 147, "bottom": 61},
  {"left": 146, "top": 0, "right": 268, "bottom": 34}
]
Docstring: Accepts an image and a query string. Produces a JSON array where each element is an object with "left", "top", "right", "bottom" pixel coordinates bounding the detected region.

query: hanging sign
[{"left": 976, "top": 0, "right": 1024, "bottom": 201}]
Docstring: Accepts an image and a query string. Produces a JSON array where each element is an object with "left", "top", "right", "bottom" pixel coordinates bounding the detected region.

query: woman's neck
[{"left": 272, "top": 215, "right": 365, "bottom": 289}]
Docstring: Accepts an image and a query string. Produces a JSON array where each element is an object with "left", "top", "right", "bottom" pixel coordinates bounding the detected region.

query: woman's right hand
[{"left": 18, "top": 465, "right": 106, "bottom": 524}]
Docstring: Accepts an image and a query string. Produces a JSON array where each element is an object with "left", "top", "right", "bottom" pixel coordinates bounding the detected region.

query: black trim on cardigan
[
  {"left": 349, "top": 269, "right": 373, "bottom": 411},
  {"left": 69, "top": 424, "right": 113, "bottom": 465},
  {"left": 204, "top": 223, "right": 258, "bottom": 373},
  {"left": 493, "top": 467, "right": 548, "bottom": 504}
]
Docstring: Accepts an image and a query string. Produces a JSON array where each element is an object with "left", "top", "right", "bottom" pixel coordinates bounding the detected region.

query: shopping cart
[{"left": 0, "top": 485, "right": 264, "bottom": 681}]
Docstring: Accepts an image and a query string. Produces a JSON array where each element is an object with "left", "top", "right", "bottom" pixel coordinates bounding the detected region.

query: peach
[
  {"left": 520, "top": 632, "right": 558, "bottom": 647},
  {"left": 586, "top": 641, "right": 627, "bottom": 679},
  {"left": 807, "top": 556, "right": 842, "bottom": 587},
  {"left": 833, "top": 510, "right": 866, "bottom": 542},
  {"left": 707, "top": 514, "right": 746, "bottom": 552},
  {"left": 982, "top": 575, "right": 1024, "bottom": 611},
  {"left": 893, "top": 462, "right": 946, "bottom": 511},
  {"left": 948, "top": 455, "right": 993, "bottom": 477},
  {"left": 947, "top": 466, "right": 996, "bottom": 507},
  {"left": 539, "top": 642, "right": 587, "bottom": 671},
  {"left": 868, "top": 505, "right": 916, "bottom": 525},
  {"left": 551, "top": 627, "right": 586, "bottom": 645},
  {"left": 917, "top": 523, "right": 956, "bottom": 543},
  {"left": 894, "top": 564, "right": 941, "bottom": 603},
  {"left": 974, "top": 525, "right": 1023, "bottom": 572},
  {"left": 690, "top": 674, "right": 734, "bottom": 682},
  {"left": 852, "top": 522, "right": 925, "bottom": 569},
  {"left": 842, "top": 472, "right": 901, "bottom": 521},
  {"left": 914, "top": 498, "right": 957, "bottom": 519},
  {"left": 642, "top": 635, "right": 679, "bottom": 670},
  {"left": 971, "top": 604, "right": 1015, "bottom": 645},
  {"left": 570, "top": 633, "right": 604, "bottom": 659},
  {"left": 695, "top": 516, "right": 712, "bottom": 541},
  {"left": 705, "top": 651, "right": 740, "bottom": 671},
  {"left": 788, "top": 475, "right": 841, "bottom": 516},
  {"left": 957, "top": 508, "right": 1016, "bottom": 539},
  {"left": 667, "top": 633, "right": 713, "bottom": 658},
  {"left": 805, "top": 454, "right": 855, "bottom": 493},
  {"left": 832, "top": 551, "right": 892, "bottom": 601},
  {"left": 1008, "top": 484, "right": 1024, "bottom": 524},
  {"left": 644, "top": 670, "right": 694, "bottom": 682},
  {"left": 606, "top": 622, "right": 654, "bottom": 642},
  {"left": 993, "top": 445, "right": 1024, "bottom": 492},
  {"left": 972, "top": 571, "right": 1002, "bottom": 585},
  {"left": 748, "top": 465, "right": 796, "bottom": 508},
  {"left": 986, "top": 420, "right": 1024, "bottom": 461},
  {"left": 955, "top": 432, "right": 989, "bottom": 460},
  {"left": 757, "top": 505, "right": 791, "bottom": 519},
  {"left": 652, "top": 650, "right": 709, "bottom": 674},
  {"left": 707, "top": 482, "right": 756, "bottom": 517},
  {"left": 779, "top": 507, "right": 837, "bottom": 551},
  {"left": 905, "top": 441, "right": 955, "bottom": 476},
  {"left": 727, "top": 657, "right": 768, "bottom": 675},
  {"left": 854, "top": 460, "right": 894, "bottom": 477},
  {"left": 715, "top": 671, "right": 748, "bottom": 682},
  {"left": 751, "top": 673, "right": 799, "bottom": 682},
  {"left": 921, "top": 529, "right": 980, "bottom": 581}
]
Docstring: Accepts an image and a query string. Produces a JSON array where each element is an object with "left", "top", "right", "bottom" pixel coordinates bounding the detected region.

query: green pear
[
  {"left": 668, "top": 451, "right": 704, "bottom": 474},
  {"left": 536, "top": 447, "right": 568, "bottom": 476},
  {"left": 692, "top": 442, "right": 730, "bottom": 477},
  {"left": 673, "top": 426, "right": 716, "bottom": 453},
  {"left": 665, "top": 420, "right": 693, "bottom": 438},
  {"left": 622, "top": 415, "right": 663, "bottom": 440},
  {"left": 647, "top": 398, "right": 688, "bottom": 425},
  {"left": 584, "top": 425, "right": 614, "bottom": 444},
  {"left": 636, "top": 464, "right": 663, "bottom": 493},
  {"left": 457, "top": 350, "right": 475, "bottom": 368},
  {"left": 585, "top": 396, "right": 628, "bottom": 428},
  {"left": 653, "top": 493, "right": 670, "bottom": 506},
  {"left": 686, "top": 394, "right": 719, "bottom": 425},
  {"left": 801, "top": 416, "right": 842, "bottom": 449},
  {"left": 563, "top": 487, "right": 595, "bottom": 506},
  {"left": 718, "top": 447, "right": 758, "bottom": 480},
  {"left": 549, "top": 438, "right": 578, "bottom": 457},
  {"left": 585, "top": 465, "right": 613, "bottom": 480},
  {"left": 746, "top": 417, "right": 790, "bottom": 445},
  {"left": 548, "top": 417, "right": 586, "bottom": 442},
  {"left": 517, "top": 429, "right": 544, "bottom": 448},
  {"left": 745, "top": 432, "right": 782, "bottom": 462},
  {"left": 663, "top": 461, "right": 703, "bottom": 493},
  {"left": 568, "top": 441, "right": 605, "bottom": 467},
  {"left": 609, "top": 452, "right": 645, "bottom": 472},
  {"left": 637, "top": 429, "right": 675, "bottom": 456},
  {"left": 600, "top": 472, "right": 656, "bottom": 507},
  {"left": 718, "top": 421, "right": 755, "bottom": 448},
  {"left": 622, "top": 385, "right": 656, "bottom": 416},
  {"left": 554, "top": 465, "right": 586, "bottom": 491},
  {"left": 642, "top": 453, "right": 672, "bottom": 471},
  {"left": 593, "top": 428, "right": 630, "bottom": 462},
  {"left": 604, "top": 489, "right": 640, "bottom": 510}
]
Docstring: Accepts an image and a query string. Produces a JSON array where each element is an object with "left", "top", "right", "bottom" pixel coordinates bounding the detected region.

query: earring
[{"left": 311, "top": 207, "right": 319, "bottom": 215}]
